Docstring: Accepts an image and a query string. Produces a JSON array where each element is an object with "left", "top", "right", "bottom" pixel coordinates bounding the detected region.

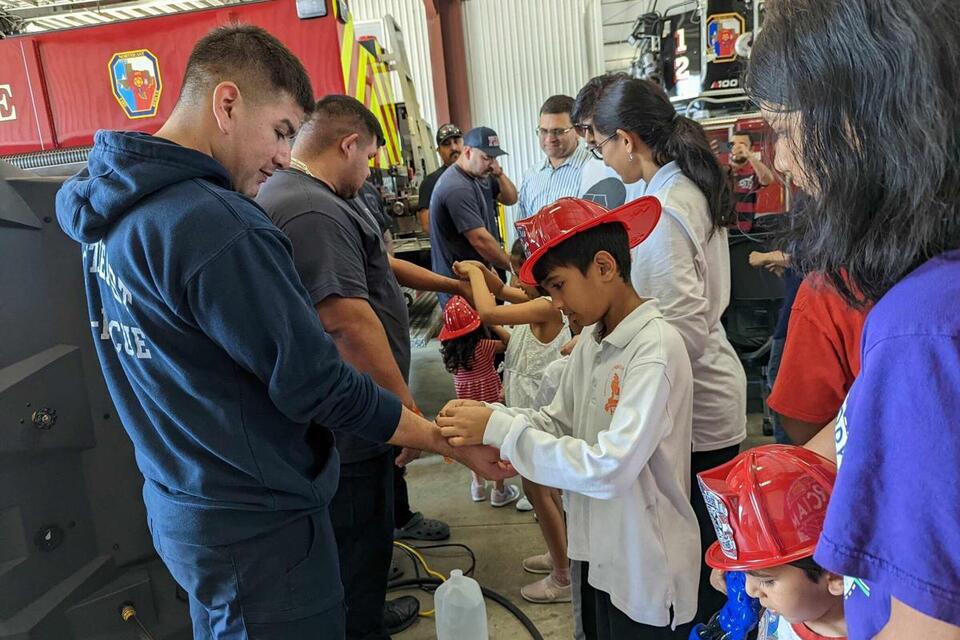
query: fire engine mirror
[{"left": 295, "top": 0, "right": 328, "bottom": 19}]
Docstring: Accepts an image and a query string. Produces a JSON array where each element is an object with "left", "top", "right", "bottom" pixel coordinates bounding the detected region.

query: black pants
[
  {"left": 690, "top": 444, "right": 741, "bottom": 625},
  {"left": 331, "top": 451, "right": 395, "bottom": 640},
  {"left": 580, "top": 562, "right": 694, "bottom": 640},
  {"left": 392, "top": 447, "right": 415, "bottom": 528}
]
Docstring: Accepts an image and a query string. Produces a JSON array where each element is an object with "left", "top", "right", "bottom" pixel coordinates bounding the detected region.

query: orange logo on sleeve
[{"left": 604, "top": 372, "right": 621, "bottom": 414}]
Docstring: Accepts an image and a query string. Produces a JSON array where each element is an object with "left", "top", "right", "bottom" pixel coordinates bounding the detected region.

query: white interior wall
[{"left": 461, "top": 0, "right": 604, "bottom": 238}]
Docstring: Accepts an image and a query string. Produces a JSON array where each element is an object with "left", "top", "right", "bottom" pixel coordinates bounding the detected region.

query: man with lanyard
[
  {"left": 517, "top": 95, "right": 592, "bottom": 220},
  {"left": 429, "top": 126, "right": 513, "bottom": 306},
  {"left": 257, "top": 96, "right": 480, "bottom": 639}
]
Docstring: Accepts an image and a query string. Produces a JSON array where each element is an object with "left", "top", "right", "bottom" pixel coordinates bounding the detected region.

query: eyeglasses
[
  {"left": 589, "top": 133, "right": 617, "bottom": 160},
  {"left": 574, "top": 123, "right": 595, "bottom": 137},
  {"left": 536, "top": 127, "right": 574, "bottom": 138}
]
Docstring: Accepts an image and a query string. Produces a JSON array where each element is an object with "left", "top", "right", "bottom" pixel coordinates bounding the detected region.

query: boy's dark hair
[
  {"left": 510, "top": 238, "right": 527, "bottom": 261},
  {"left": 789, "top": 556, "right": 826, "bottom": 584},
  {"left": 571, "top": 73, "right": 629, "bottom": 125},
  {"left": 540, "top": 95, "right": 575, "bottom": 116},
  {"left": 179, "top": 25, "right": 315, "bottom": 115},
  {"left": 745, "top": 0, "right": 960, "bottom": 307},
  {"left": 592, "top": 77, "right": 734, "bottom": 229},
  {"left": 440, "top": 326, "right": 488, "bottom": 374},
  {"left": 532, "top": 223, "right": 631, "bottom": 284},
  {"left": 298, "top": 95, "right": 386, "bottom": 155}
]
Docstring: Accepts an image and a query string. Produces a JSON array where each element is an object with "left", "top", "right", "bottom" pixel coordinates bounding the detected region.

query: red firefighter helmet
[
  {"left": 697, "top": 444, "right": 837, "bottom": 571},
  {"left": 513, "top": 196, "right": 661, "bottom": 285},
  {"left": 439, "top": 295, "right": 481, "bottom": 341}
]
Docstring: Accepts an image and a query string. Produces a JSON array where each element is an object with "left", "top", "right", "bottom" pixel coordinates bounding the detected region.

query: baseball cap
[
  {"left": 436, "top": 123, "right": 463, "bottom": 145},
  {"left": 463, "top": 126, "right": 508, "bottom": 158}
]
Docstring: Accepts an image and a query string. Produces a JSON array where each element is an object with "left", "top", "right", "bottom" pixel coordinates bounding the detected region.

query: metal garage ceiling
[{"left": 0, "top": 0, "right": 247, "bottom": 34}]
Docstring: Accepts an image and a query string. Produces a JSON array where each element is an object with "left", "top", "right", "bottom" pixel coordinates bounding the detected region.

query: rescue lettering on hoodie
[{"left": 85, "top": 241, "right": 152, "bottom": 360}]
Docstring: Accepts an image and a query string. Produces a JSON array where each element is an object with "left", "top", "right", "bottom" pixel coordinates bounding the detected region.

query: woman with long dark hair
[
  {"left": 587, "top": 74, "right": 746, "bottom": 626},
  {"left": 746, "top": 0, "right": 960, "bottom": 637}
]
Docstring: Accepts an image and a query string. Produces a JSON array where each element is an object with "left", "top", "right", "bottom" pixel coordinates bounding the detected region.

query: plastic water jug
[{"left": 434, "top": 569, "right": 489, "bottom": 640}]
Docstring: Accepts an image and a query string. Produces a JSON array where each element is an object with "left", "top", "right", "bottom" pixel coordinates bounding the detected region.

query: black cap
[
  {"left": 463, "top": 126, "right": 508, "bottom": 158},
  {"left": 436, "top": 123, "right": 463, "bottom": 145}
]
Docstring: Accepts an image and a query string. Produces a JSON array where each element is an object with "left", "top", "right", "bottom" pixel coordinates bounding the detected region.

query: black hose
[{"left": 387, "top": 577, "right": 544, "bottom": 640}]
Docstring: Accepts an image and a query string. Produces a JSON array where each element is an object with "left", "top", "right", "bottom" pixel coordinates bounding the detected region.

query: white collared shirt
[
  {"left": 635, "top": 161, "right": 747, "bottom": 451},
  {"left": 483, "top": 301, "right": 700, "bottom": 627},
  {"left": 517, "top": 145, "right": 592, "bottom": 219}
]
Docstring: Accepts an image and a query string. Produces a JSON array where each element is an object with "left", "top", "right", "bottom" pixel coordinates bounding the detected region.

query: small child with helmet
[
  {"left": 438, "top": 295, "right": 519, "bottom": 507},
  {"left": 696, "top": 444, "right": 847, "bottom": 640}
]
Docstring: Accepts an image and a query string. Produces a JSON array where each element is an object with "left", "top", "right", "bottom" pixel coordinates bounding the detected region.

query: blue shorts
[{"left": 150, "top": 512, "right": 345, "bottom": 640}]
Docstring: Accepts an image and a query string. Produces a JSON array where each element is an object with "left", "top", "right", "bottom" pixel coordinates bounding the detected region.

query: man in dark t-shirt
[
  {"left": 258, "top": 97, "right": 430, "bottom": 639},
  {"left": 429, "top": 126, "right": 513, "bottom": 306},
  {"left": 418, "top": 124, "right": 517, "bottom": 240}
]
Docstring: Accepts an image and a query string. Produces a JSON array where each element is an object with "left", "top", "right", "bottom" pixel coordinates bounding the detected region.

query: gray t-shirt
[
  {"left": 258, "top": 169, "right": 410, "bottom": 463},
  {"left": 428, "top": 166, "right": 500, "bottom": 306}
]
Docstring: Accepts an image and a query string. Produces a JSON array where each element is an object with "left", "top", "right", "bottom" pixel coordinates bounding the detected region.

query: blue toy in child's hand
[{"left": 688, "top": 571, "right": 761, "bottom": 640}]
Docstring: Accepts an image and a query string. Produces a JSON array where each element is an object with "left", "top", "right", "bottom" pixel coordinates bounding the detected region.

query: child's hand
[
  {"left": 710, "top": 569, "right": 728, "bottom": 595},
  {"left": 560, "top": 335, "right": 580, "bottom": 356},
  {"left": 437, "top": 405, "right": 494, "bottom": 446},
  {"left": 453, "top": 260, "right": 481, "bottom": 277},
  {"left": 438, "top": 399, "right": 486, "bottom": 418}
]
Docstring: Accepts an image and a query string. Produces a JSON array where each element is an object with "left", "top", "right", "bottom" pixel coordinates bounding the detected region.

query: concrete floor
[{"left": 393, "top": 341, "right": 770, "bottom": 639}]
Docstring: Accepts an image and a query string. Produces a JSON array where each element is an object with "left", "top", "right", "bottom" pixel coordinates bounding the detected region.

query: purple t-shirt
[{"left": 814, "top": 250, "right": 960, "bottom": 638}]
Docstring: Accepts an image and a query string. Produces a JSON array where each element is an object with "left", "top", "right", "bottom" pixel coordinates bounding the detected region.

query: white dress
[{"left": 502, "top": 321, "right": 571, "bottom": 409}]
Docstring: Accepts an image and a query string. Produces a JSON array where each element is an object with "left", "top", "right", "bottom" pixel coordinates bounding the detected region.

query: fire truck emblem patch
[{"left": 108, "top": 49, "right": 162, "bottom": 119}]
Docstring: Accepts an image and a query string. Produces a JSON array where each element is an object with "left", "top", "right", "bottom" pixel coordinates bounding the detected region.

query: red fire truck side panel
[
  {"left": 0, "top": 0, "right": 345, "bottom": 156},
  {"left": 0, "top": 39, "right": 58, "bottom": 155}
]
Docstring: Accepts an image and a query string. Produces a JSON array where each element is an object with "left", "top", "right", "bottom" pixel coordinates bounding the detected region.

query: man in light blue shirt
[{"left": 517, "top": 95, "right": 592, "bottom": 220}]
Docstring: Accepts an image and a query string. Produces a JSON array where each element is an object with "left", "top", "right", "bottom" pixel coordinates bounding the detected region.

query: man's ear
[
  {"left": 211, "top": 82, "right": 242, "bottom": 135},
  {"left": 340, "top": 132, "right": 361, "bottom": 155},
  {"left": 594, "top": 250, "right": 618, "bottom": 281},
  {"left": 825, "top": 572, "right": 845, "bottom": 597}
]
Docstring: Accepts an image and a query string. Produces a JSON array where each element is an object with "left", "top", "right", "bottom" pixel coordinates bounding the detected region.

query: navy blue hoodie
[{"left": 57, "top": 131, "right": 402, "bottom": 545}]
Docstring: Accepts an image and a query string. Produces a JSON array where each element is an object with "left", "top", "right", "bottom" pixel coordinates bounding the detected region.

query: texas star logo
[{"left": 108, "top": 49, "right": 162, "bottom": 119}]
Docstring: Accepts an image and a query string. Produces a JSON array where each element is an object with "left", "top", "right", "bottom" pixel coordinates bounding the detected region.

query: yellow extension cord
[{"left": 392, "top": 541, "right": 447, "bottom": 618}]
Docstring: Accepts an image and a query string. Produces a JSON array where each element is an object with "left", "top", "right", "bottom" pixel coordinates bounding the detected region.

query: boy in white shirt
[{"left": 438, "top": 197, "right": 701, "bottom": 638}]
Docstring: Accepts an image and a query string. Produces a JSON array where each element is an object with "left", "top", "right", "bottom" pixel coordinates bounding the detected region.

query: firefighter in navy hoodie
[{"left": 55, "top": 25, "right": 511, "bottom": 640}]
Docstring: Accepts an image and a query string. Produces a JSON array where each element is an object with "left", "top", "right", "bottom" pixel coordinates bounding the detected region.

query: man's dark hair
[
  {"left": 179, "top": 24, "right": 314, "bottom": 115},
  {"left": 745, "top": 0, "right": 960, "bottom": 307},
  {"left": 731, "top": 131, "right": 755, "bottom": 145},
  {"left": 297, "top": 95, "right": 386, "bottom": 155},
  {"left": 540, "top": 95, "right": 575, "bottom": 116},
  {"left": 789, "top": 557, "right": 826, "bottom": 584},
  {"left": 532, "top": 223, "right": 631, "bottom": 284},
  {"left": 571, "top": 73, "right": 629, "bottom": 124}
]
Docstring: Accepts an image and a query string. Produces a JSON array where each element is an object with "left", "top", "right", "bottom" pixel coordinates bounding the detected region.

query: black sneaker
[{"left": 383, "top": 596, "right": 420, "bottom": 635}]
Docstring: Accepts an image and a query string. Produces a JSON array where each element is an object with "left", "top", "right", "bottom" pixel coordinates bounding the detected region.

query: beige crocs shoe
[
  {"left": 521, "top": 574, "right": 572, "bottom": 604},
  {"left": 521, "top": 552, "right": 554, "bottom": 574}
]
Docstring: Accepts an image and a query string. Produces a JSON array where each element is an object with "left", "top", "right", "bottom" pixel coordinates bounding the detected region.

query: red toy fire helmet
[
  {"left": 512, "top": 196, "right": 661, "bottom": 285},
  {"left": 697, "top": 444, "right": 837, "bottom": 571},
  {"left": 439, "top": 295, "right": 481, "bottom": 341}
]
